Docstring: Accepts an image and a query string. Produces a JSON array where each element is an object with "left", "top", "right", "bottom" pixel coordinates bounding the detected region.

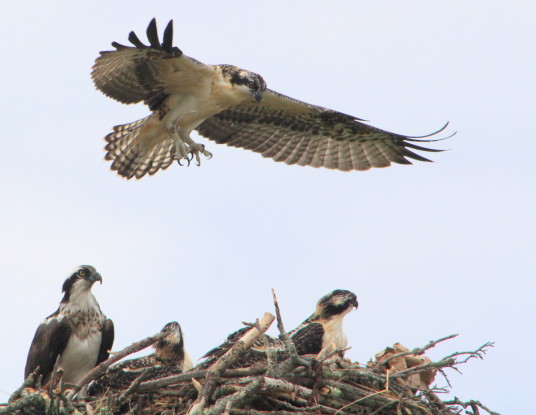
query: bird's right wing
[
  {"left": 24, "top": 317, "right": 73, "bottom": 380},
  {"left": 92, "top": 18, "right": 213, "bottom": 111}
]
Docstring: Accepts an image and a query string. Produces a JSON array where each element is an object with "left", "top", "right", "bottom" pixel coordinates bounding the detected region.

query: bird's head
[
  {"left": 155, "top": 321, "right": 185, "bottom": 361},
  {"left": 61, "top": 265, "right": 102, "bottom": 303},
  {"left": 221, "top": 65, "right": 266, "bottom": 102},
  {"left": 310, "top": 289, "right": 358, "bottom": 321}
]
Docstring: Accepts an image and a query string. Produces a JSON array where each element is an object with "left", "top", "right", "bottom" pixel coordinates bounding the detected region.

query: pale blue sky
[{"left": 1, "top": 2, "right": 534, "bottom": 413}]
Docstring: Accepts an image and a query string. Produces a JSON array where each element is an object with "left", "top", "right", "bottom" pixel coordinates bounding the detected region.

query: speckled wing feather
[
  {"left": 196, "top": 90, "right": 447, "bottom": 172},
  {"left": 289, "top": 322, "right": 325, "bottom": 356},
  {"left": 24, "top": 316, "right": 73, "bottom": 382},
  {"left": 197, "top": 326, "right": 284, "bottom": 370},
  {"left": 91, "top": 19, "right": 212, "bottom": 111},
  {"left": 89, "top": 354, "right": 183, "bottom": 395},
  {"left": 97, "top": 319, "right": 115, "bottom": 365}
]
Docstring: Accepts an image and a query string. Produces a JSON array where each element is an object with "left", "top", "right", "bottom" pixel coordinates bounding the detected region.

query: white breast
[
  {"left": 320, "top": 314, "right": 348, "bottom": 361},
  {"left": 59, "top": 330, "right": 102, "bottom": 386}
]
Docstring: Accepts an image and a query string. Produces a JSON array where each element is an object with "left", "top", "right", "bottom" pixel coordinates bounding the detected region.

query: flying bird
[
  {"left": 92, "top": 18, "right": 449, "bottom": 179},
  {"left": 89, "top": 321, "right": 192, "bottom": 395},
  {"left": 24, "top": 266, "right": 114, "bottom": 392},
  {"left": 197, "top": 289, "right": 357, "bottom": 369}
]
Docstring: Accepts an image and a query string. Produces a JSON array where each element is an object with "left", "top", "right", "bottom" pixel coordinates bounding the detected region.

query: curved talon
[{"left": 177, "top": 159, "right": 184, "bottom": 166}]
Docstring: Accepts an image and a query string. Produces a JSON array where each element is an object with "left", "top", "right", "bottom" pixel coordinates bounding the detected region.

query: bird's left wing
[
  {"left": 197, "top": 89, "right": 449, "bottom": 172},
  {"left": 289, "top": 322, "right": 325, "bottom": 356},
  {"left": 97, "top": 318, "right": 115, "bottom": 365},
  {"left": 92, "top": 18, "right": 213, "bottom": 111}
]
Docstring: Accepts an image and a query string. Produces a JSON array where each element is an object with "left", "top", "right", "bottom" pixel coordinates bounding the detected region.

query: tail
[{"left": 104, "top": 114, "right": 177, "bottom": 179}]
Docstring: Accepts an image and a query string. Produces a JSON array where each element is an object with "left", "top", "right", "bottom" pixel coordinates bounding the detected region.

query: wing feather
[
  {"left": 290, "top": 322, "right": 325, "bottom": 356},
  {"left": 24, "top": 317, "right": 73, "bottom": 382},
  {"left": 196, "top": 90, "right": 449, "bottom": 172},
  {"left": 97, "top": 319, "right": 115, "bottom": 365},
  {"left": 92, "top": 19, "right": 212, "bottom": 111}
]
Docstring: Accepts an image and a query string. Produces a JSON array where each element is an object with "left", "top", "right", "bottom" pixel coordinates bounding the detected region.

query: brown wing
[
  {"left": 290, "top": 322, "right": 324, "bottom": 356},
  {"left": 91, "top": 18, "right": 213, "bottom": 111},
  {"left": 97, "top": 318, "right": 115, "bottom": 365},
  {"left": 24, "top": 317, "right": 73, "bottom": 382},
  {"left": 196, "top": 89, "right": 449, "bottom": 172}
]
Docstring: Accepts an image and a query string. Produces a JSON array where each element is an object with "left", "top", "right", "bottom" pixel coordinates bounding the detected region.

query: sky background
[{"left": 1, "top": 1, "right": 534, "bottom": 413}]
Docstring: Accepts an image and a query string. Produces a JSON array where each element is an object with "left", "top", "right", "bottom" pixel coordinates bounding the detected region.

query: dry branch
[
  {"left": 1, "top": 324, "right": 499, "bottom": 415},
  {"left": 66, "top": 329, "right": 168, "bottom": 399}
]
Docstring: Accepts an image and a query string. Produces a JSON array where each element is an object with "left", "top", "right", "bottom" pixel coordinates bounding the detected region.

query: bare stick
[
  {"left": 67, "top": 330, "right": 167, "bottom": 399},
  {"left": 443, "top": 398, "right": 501, "bottom": 415},
  {"left": 376, "top": 334, "right": 459, "bottom": 369},
  {"left": 272, "top": 289, "right": 298, "bottom": 358},
  {"left": 187, "top": 312, "right": 275, "bottom": 414},
  {"left": 391, "top": 342, "right": 494, "bottom": 380},
  {"left": 137, "top": 365, "right": 265, "bottom": 392}
]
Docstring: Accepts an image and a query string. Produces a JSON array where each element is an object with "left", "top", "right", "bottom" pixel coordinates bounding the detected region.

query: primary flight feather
[{"left": 92, "top": 18, "right": 449, "bottom": 179}]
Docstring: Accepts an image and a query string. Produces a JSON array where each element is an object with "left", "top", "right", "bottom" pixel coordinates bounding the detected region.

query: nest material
[{"left": 1, "top": 313, "right": 498, "bottom": 415}]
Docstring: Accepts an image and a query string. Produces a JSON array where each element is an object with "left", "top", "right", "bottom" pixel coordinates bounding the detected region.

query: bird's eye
[
  {"left": 79, "top": 270, "right": 86, "bottom": 277},
  {"left": 249, "top": 81, "right": 256, "bottom": 88}
]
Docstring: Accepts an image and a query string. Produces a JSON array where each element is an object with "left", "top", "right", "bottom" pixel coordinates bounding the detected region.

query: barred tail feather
[{"left": 104, "top": 115, "right": 177, "bottom": 179}]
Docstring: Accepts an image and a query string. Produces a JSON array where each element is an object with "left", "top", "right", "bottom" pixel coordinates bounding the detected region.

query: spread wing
[
  {"left": 24, "top": 316, "right": 73, "bottom": 381},
  {"left": 97, "top": 318, "right": 115, "bottom": 365},
  {"left": 290, "top": 322, "right": 325, "bottom": 356},
  {"left": 91, "top": 18, "right": 213, "bottom": 111},
  {"left": 196, "top": 90, "right": 449, "bottom": 172}
]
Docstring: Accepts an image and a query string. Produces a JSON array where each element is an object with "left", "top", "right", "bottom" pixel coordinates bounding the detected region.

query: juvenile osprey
[
  {"left": 92, "top": 18, "right": 448, "bottom": 179},
  {"left": 289, "top": 289, "right": 358, "bottom": 361},
  {"left": 197, "top": 289, "right": 357, "bottom": 369},
  {"left": 89, "top": 322, "right": 191, "bottom": 395},
  {"left": 24, "top": 266, "right": 114, "bottom": 391}
]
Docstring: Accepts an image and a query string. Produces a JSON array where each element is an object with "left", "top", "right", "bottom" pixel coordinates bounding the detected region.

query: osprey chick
[
  {"left": 289, "top": 289, "right": 358, "bottom": 361},
  {"left": 89, "top": 321, "right": 192, "bottom": 395},
  {"left": 197, "top": 289, "right": 357, "bottom": 369},
  {"left": 92, "top": 18, "right": 449, "bottom": 179},
  {"left": 24, "top": 266, "right": 114, "bottom": 391}
]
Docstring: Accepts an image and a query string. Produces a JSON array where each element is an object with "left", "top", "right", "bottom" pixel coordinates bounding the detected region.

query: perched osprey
[
  {"left": 89, "top": 322, "right": 191, "bottom": 395},
  {"left": 92, "top": 18, "right": 449, "bottom": 179},
  {"left": 197, "top": 289, "right": 357, "bottom": 368},
  {"left": 289, "top": 289, "right": 358, "bottom": 361},
  {"left": 24, "top": 266, "right": 114, "bottom": 391}
]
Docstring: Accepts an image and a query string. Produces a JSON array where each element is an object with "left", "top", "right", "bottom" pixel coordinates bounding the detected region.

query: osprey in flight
[
  {"left": 24, "top": 266, "right": 114, "bottom": 391},
  {"left": 198, "top": 289, "right": 357, "bottom": 369},
  {"left": 89, "top": 321, "right": 192, "bottom": 395},
  {"left": 92, "top": 19, "right": 448, "bottom": 179}
]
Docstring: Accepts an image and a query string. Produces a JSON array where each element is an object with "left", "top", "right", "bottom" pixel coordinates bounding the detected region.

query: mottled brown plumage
[
  {"left": 89, "top": 322, "right": 191, "bottom": 395},
  {"left": 92, "top": 18, "right": 450, "bottom": 179},
  {"left": 197, "top": 290, "right": 357, "bottom": 369}
]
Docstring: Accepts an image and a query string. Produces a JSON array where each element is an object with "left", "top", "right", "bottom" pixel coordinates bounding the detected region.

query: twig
[
  {"left": 208, "top": 378, "right": 263, "bottom": 414},
  {"left": 377, "top": 334, "right": 459, "bottom": 369},
  {"left": 137, "top": 365, "right": 265, "bottom": 392},
  {"left": 443, "top": 398, "right": 501, "bottom": 415},
  {"left": 49, "top": 354, "right": 62, "bottom": 396},
  {"left": 334, "top": 369, "right": 390, "bottom": 414},
  {"left": 187, "top": 312, "right": 275, "bottom": 414},
  {"left": 391, "top": 342, "right": 494, "bottom": 380},
  {"left": 66, "top": 330, "right": 168, "bottom": 399},
  {"left": 117, "top": 369, "right": 153, "bottom": 404}
]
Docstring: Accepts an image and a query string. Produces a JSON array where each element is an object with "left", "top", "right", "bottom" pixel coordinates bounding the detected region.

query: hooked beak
[
  {"left": 253, "top": 90, "right": 263, "bottom": 102},
  {"left": 90, "top": 272, "right": 103, "bottom": 285}
]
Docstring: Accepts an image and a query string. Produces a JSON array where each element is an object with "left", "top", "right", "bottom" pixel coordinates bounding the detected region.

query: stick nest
[{"left": 1, "top": 313, "right": 499, "bottom": 415}]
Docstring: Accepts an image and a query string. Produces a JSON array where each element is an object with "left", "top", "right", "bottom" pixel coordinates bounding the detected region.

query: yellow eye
[{"left": 79, "top": 270, "right": 86, "bottom": 277}]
